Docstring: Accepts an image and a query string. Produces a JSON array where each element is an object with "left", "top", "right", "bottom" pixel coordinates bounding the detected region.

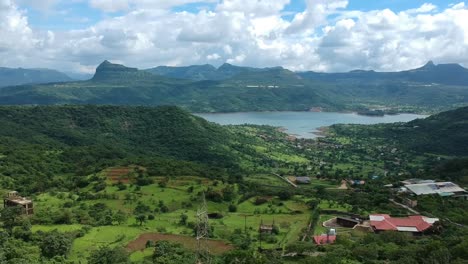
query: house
[
  {"left": 404, "top": 181, "right": 466, "bottom": 196},
  {"left": 313, "top": 229, "right": 337, "bottom": 245},
  {"left": 295, "top": 177, "right": 311, "bottom": 184},
  {"left": 369, "top": 214, "right": 438, "bottom": 235},
  {"left": 3, "top": 191, "right": 34, "bottom": 215}
]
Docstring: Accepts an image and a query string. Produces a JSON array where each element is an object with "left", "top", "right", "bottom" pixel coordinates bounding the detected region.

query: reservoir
[{"left": 197, "top": 111, "right": 427, "bottom": 139}]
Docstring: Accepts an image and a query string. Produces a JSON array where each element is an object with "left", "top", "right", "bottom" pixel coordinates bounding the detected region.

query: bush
[{"left": 228, "top": 204, "right": 237, "bottom": 212}]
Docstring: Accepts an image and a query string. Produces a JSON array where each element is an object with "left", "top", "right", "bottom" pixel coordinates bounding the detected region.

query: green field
[{"left": 19, "top": 175, "right": 322, "bottom": 261}]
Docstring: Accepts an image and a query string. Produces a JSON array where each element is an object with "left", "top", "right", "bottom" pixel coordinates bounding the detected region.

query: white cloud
[
  {"left": 89, "top": 0, "right": 129, "bottom": 12},
  {"left": 1, "top": 0, "right": 468, "bottom": 74}
]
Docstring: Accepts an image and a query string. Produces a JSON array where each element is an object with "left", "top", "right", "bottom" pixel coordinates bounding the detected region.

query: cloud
[
  {"left": 89, "top": 0, "right": 129, "bottom": 12},
  {"left": 1, "top": 1, "right": 468, "bottom": 73}
]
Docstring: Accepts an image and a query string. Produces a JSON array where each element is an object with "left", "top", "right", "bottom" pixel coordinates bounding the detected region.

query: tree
[
  {"left": 0, "top": 206, "right": 22, "bottom": 233},
  {"left": 39, "top": 230, "right": 72, "bottom": 258},
  {"left": 135, "top": 214, "right": 146, "bottom": 226},
  {"left": 228, "top": 204, "right": 237, "bottom": 212},
  {"left": 179, "top": 213, "right": 188, "bottom": 225},
  {"left": 113, "top": 210, "right": 127, "bottom": 225},
  {"left": 88, "top": 246, "right": 129, "bottom": 264},
  {"left": 152, "top": 241, "right": 195, "bottom": 264}
]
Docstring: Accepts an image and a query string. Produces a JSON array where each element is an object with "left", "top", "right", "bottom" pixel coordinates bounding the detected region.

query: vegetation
[{"left": 0, "top": 105, "right": 467, "bottom": 263}]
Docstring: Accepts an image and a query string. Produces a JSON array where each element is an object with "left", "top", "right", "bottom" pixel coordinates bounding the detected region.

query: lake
[{"left": 196, "top": 111, "right": 427, "bottom": 139}]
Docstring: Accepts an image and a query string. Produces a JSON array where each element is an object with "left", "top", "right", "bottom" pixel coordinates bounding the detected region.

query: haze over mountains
[{"left": 0, "top": 60, "right": 467, "bottom": 113}]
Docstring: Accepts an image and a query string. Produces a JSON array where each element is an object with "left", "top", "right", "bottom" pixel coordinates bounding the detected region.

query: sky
[{"left": 1, "top": 0, "right": 467, "bottom": 74}]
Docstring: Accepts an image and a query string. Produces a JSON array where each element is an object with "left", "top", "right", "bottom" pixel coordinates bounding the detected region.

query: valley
[{"left": 0, "top": 105, "right": 467, "bottom": 263}]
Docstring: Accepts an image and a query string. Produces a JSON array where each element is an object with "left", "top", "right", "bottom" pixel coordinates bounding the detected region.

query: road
[{"left": 272, "top": 173, "right": 298, "bottom": 188}]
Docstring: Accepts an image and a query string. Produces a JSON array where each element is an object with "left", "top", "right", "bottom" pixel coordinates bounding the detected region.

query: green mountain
[
  {"left": 332, "top": 106, "right": 468, "bottom": 156},
  {"left": 0, "top": 60, "right": 467, "bottom": 113},
  {"left": 145, "top": 63, "right": 273, "bottom": 81},
  {"left": 0, "top": 67, "right": 73, "bottom": 87},
  {"left": 0, "top": 61, "right": 333, "bottom": 112}
]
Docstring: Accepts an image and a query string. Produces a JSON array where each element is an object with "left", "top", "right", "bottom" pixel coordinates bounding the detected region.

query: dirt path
[
  {"left": 337, "top": 180, "right": 348, "bottom": 190},
  {"left": 272, "top": 173, "right": 297, "bottom": 188},
  {"left": 126, "top": 233, "right": 233, "bottom": 255}
]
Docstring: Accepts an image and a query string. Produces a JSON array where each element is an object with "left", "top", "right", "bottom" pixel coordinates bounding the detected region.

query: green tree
[
  {"left": 0, "top": 206, "right": 22, "bottom": 233},
  {"left": 135, "top": 214, "right": 146, "bottom": 226},
  {"left": 87, "top": 246, "right": 129, "bottom": 264},
  {"left": 152, "top": 241, "right": 196, "bottom": 264},
  {"left": 113, "top": 210, "right": 128, "bottom": 225},
  {"left": 39, "top": 230, "right": 72, "bottom": 258},
  {"left": 179, "top": 213, "right": 188, "bottom": 225}
]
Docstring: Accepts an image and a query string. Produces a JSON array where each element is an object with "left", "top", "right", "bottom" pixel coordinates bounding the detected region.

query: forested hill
[
  {"left": 0, "top": 105, "right": 236, "bottom": 165},
  {"left": 0, "top": 67, "right": 72, "bottom": 87},
  {"left": 331, "top": 106, "right": 468, "bottom": 156},
  {"left": 0, "top": 105, "right": 247, "bottom": 192}
]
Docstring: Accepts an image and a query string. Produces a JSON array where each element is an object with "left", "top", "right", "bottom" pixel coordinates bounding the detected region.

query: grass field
[{"left": 24, "top": 175, "right": 323, "bottom": 261}]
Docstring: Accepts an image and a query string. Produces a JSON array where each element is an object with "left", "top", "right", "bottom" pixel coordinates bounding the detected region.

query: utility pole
[{"left": 196, "top": 193, "right": 211, "bottom": 264}]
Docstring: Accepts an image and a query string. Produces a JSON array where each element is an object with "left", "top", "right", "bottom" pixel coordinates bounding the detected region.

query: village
[{"left": 2, "top": 163, "right": 466, "bottom": 262}]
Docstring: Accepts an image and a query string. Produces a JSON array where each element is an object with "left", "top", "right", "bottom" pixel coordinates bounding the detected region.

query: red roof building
[
  {"left": 313, "top": 234, "right": 336, "bottom": 245},
  {"left": 369, "top": 214, "right": 439, "bottom": 234}
]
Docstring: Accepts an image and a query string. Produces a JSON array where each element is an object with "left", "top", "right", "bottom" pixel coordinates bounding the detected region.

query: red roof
[
  {"left": 370, "top": 214, "right": 437, "bottom": 232},
  {"left": 313, "top": 235, "right": 336, "bottom": 245}
]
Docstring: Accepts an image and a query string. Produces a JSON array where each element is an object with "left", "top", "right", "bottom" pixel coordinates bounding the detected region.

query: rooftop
[
  {"left": 5, "top": 196, "right": 33, "bottom": 205},
  {"left": 405, "top": 181, "right": 466, "bottom": 196},
  {"left": 370, "top": 214, "right": 439, "bottom": 232},
  {"left": 313, "top": 235, "right": 336, "bottom": 245}
]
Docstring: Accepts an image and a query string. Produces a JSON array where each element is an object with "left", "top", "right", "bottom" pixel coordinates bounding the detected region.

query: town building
[
  {"left": 369, "top": 214, "right": 438, "bottom": 235},
  {"left": 404, "top": 181, "right": 466, "bottom": 196},
  {"left": 3, "top": 191, "right": 34, "bottom": 215}
]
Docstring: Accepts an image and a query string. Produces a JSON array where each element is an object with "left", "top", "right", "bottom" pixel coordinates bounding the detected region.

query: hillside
[
  {"left": 0, "top": 67, "right": 73, "bottom": 87},
  {"left": 0, "top": 105, "right": 306, "bottom": 192},
  {"left": 331, "top": 106, "right": 468, "bottom": 156}
]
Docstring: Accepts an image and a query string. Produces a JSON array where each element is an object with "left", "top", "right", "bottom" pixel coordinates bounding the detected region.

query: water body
[{"left": 197, "top": 111, "right": 427, "bottom": 139}]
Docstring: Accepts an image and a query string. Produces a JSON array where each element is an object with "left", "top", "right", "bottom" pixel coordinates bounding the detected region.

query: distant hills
[
  {"left": 0, "top": 60, "right": 467, "bottom": 113},
  {"left": 146, "top": 60, "right": 468, "bottom": 87},
  {"left": 297, "top": 61, "right": 468, "bottom": 86},
  {"left": 0, "top": 67, "right": 73, "bottom": 87}
]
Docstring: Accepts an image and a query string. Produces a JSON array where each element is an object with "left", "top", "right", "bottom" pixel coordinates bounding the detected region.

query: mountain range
[
  {"left": 0, "top": 67, "right": 73, "bottom": 87},
  {"left": 0, "top": 60, "right": 467, "bottom": 113}
]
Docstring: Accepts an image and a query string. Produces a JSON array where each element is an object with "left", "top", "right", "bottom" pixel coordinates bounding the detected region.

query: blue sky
[
  {"left": 20, "top": 0, "right": 455, "bottom": 30},
  {"left": 2, "top": 0, "right": 468, "bottom": 73}
]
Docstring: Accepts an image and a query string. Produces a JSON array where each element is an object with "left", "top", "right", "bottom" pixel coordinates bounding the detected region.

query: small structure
[
  {"left": 336, "top": 217, "right": 360, "bottom": 228},
  {"left": 3, "top": 191, "right": 34, "bottom": 215},
  {"left": 370, "top": 214, "right": 438, "bottom": 235},
  {"left": 259, "top": 219, "right": 275, "bottom": 234},
  {"left": 295, "top": 177, "right": 311, "bottom": 184},
  {"left": 349, "top": 179, "right": 366, "bottom": 185},
  {"left": 313, "top": 229, "right": 336, "bottom": 245}
]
